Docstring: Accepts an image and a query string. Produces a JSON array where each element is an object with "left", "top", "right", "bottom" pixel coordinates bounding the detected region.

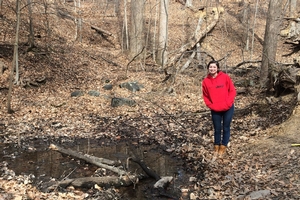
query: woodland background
[{"left": 0, "top": 0, "right": 300, "bottom": 199}]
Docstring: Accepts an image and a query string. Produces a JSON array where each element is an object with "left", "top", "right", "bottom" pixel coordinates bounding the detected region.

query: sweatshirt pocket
[{"left": 211, "top": 101, "right": 229, "bottom": 112}]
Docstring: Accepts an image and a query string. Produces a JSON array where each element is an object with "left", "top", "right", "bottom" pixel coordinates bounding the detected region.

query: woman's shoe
[
  {"left": 214, "top": 145, "right": 220, "bottom": 155},
  {"left": 218, "top": 145, "right": 226, "bottom": 157}
]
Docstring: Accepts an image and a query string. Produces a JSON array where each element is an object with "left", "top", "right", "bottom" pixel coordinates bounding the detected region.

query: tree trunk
[
  {"left": 250, "top": 0, "right": 258, "bottom": 60},
  {"left": 129, "top": 0, "right": 144, "bottom": 58},
  {"left": 0, "top": 0, "right": 3, "bottom": 15},
  {"left": 42, "top": 1, "right": 49, "bottom": 50},
  {"left": 165, "top": 8, "right": 222, "bottom": 73},
  {"left": 152, "top": 0, "right": 159, "bottom": 62},
  {"left": 260, "top": 0, "right": 283, "bottom": 88},
  {"left": 27, "top": 0, "right": 35, "bottom": 48},
  {"left": 185, "top": 0, "right": 192, "bottom": 8},
  {"left": 289, "top": 0, "right": 298, "bottom": 39},
  {"left": 7, "top": 0, "right": 20, "bottom": 113},
  {"left": 157, "top": 0, "right": 169, "bottom": 67},
  {"left": 78, "top": 3, "right": 82, "bottom": 42},
  {"left": 122, "top": 0, "right": 129, "bottom": 51},
  {"left": 289, "top": 0, "right": 297, "bottom": 18},
  {"left": 241, "top": 1, "right": 250, "bottom": 51}
]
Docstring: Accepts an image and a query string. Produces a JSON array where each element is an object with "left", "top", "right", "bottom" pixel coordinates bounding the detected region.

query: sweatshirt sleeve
[
  {"left": 202, "top": 80, "right": 213, "bottom": 109},
  {"left": 227, "top": 76, "right": 236, "bottom": 107}
]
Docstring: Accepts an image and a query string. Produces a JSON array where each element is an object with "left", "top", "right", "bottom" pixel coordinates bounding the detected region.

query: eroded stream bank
[{"left": 0, "top": 137, "right": 193, "bottom": 199}]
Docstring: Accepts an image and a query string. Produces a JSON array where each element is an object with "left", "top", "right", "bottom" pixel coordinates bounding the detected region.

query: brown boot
[
  {"left": 213, "top": 145, "right": 219, "bottom": 155},
  {"left": 218, "top": 145, "right": 227, "bottom": 157}
]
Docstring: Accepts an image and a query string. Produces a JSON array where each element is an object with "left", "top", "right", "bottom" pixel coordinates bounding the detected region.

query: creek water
[{"left": 0, "top": 137, "right": 190, "bottom": 199}]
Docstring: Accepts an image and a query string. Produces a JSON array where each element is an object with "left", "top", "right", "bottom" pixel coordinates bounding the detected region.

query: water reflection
[{"left": 0, "top": 138, "right": 188, "bottom": 195}]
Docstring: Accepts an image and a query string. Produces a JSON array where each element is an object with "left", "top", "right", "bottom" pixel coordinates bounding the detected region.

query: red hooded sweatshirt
[{"left": 202, "top": 71, "right": 236, "bottom": 112}]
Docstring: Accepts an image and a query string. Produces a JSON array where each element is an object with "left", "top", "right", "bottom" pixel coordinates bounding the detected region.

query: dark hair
[{"left": 206, "top": 60, "right": 220, "bottom": 69}]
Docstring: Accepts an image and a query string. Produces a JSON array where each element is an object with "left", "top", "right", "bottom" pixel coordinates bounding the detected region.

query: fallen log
[
  {"left": 57, "top": 10, "right": 114, "bottom": 38},
  {"left": 91, "top": 25, "right": 113, "bottom": 36},
  {"left": 47, "top": 175, "right": 141, "bottom": 191},
  {"left": 130, "top": 157, "right": 160, "bottom": 181},
  {"left": 49, "top": 144, "right": 125, "bottom": 175},
  {"left": 165, "top": 7, "right": 224, "bottom": 73},
  {"left": 49, "top": 144, "right": 174, "bottom": 192},
  {"left": 128, "top": 147, "right": 174, "bottom": 189}
]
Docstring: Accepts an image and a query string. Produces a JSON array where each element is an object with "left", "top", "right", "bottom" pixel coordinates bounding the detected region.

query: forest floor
[{"left": 0, "top": 0, "right": 300, "bottom": 199}]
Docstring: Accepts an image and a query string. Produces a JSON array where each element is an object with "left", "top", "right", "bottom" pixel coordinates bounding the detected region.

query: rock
[
  {"left": 111, "top": 97, "right": 136, "bottom": 107},
  {"left": 103, "top": 84, "right": 113, "bottom": 90},
  {"left": 248, "top": 190, "right": 271, "bottom": 199},
  {"left": 153, "top": 176, "right": 173, "bottom": 188},
  {"left": 88, "top": 90, "right": 100, "bottom": 97},
  {"left": 119, "top": 81, "right": 143, "bottom": 92},
  {"left": 190, "top": 192, "right": 197, "bottom": 200},
  {"left": 71, "top": 90, "right": 84, "bottom": 97},
  {"left": 189, "top": 176, "right": 197, "bottom": 182}
]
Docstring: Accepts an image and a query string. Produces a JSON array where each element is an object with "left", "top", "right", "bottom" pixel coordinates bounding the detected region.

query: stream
[{"left": 0, "top": 137, "right": 191, "bottom": 199}]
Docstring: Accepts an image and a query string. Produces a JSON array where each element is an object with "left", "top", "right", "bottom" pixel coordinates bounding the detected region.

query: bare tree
[
  {"left": 0, "top": 0, "right": 3, "bottom": 15},
  {"left": 42, "top": 0, "right": 51, "bottom": 51},
  {"left": 288, "top": 0, "right": 298, "bottom": 38},
  {"left": 260, "top": 0, "right": 283, "bottom": 88},
  {"left": 241, "top": 1, "right": 250, "bottom": 51},
  {"left": 289, "top": 0, "right": 297, "bottom": 17},
  {"left": 122, "top": 0, "right": 129, "bottom": 51},
  {"left": 74, "top": 0, "right": 82, "bottom": 42},
  {"left": 7, "top": 0, "right": 21, "bottom": 113},
  {"left": 157, "top": 0, "right": 168, "bottom": 67},
  {"left": 27, "top": 0, "right": 35, "bottom": 49},
  {"left": 129, "top": 0, "right": 145, "bottom": 57},
  {"left": 152, "top": 0, "right": 159, "bottom": 62},
  {"left": 250, "top": 0, "right": 259, "bottom": 60}
]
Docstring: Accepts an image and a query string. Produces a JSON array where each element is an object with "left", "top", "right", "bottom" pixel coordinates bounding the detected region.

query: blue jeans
[{"left": 211, "top": 104, "right": 234, "bottom": 146}]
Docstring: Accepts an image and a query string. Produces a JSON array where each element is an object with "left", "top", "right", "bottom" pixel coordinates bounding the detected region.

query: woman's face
[{"left": 208, "top": 63, "right": 218, "bottom": 77}]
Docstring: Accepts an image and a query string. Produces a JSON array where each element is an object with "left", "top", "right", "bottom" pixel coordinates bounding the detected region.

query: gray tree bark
[
  {"left": 260, "top": 0, "right": 283, "bottom": 88},
  {"left": 129, "top": 0, "right": 145, "bottom": 57},
  {"left": 27, "top": 0, "right": 35, "bottom": 48},
  {"left": 157, "top": 0, "right": 169, "bottom": 67},
  {"left": 289, "top": 0, "right": 297, "bottom": 17},
  {"left": 288, "top": 0, "right": 298, "bottom": 39},
  {"left": 0, "top": 0, "right": 3, "bottom": 15},
  {"left": 7, "top": 0, "right": 21, "bottom": 113},
  {"left": 185, "top": 0, "right": 192, "bottom": 8}
]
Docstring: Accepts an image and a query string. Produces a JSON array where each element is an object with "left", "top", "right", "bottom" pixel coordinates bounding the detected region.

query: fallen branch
[
  {"left": 49, "top": 144, "right": 173, "bottom": 192},
  {"left": 47, "top": 175, "right": 140, "bottom": 191},
  {"left": 82, "top": 50, "right": 121, "bottom": 67},
  {"left": 49, "top": 144, "right": 124, "bottom": 175},
  {"left": 91, "top": 25, "right": 113, "bottom": 36},
  {"left": 166, "top": 7, "right": 224, "bottom": 71},
  {"left": 291, "top": 144, "right": 300, "bottom": 147},
  {"left": 128, "top": 148, "right": 174, "bottom": 191},
  {"left": 50, "top": 102, "right": 66, "bottom": 108},
  {"left": 57, "top": 9, "right": 114, "bottom": 38},
  {"left": 130, "top": 157, "right": 161, "bottom": 181},
  {"left": 126, "top": 46, "right": 145, "bottom": 76},
  {"left": 232, "top": 60, "right": 262, "bottom": 70},
  {"left": 179, "top": 50, "right": 196, "bottom": 73}
]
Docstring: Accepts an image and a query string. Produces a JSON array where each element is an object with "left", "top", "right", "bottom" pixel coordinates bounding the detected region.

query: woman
[{"left": 202, "top": 60, "right": 236, "bottom": 157}]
